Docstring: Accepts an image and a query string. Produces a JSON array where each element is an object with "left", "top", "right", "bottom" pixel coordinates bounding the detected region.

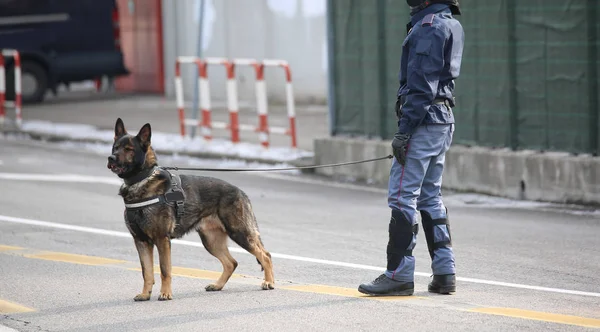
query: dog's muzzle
[{"left": 107, "top": 155, "right": 126, "bottom": 174}]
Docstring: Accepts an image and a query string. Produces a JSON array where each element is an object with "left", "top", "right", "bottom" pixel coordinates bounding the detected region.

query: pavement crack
[{"left": 2, "top": 314, "right": 50, "bottom": 332}]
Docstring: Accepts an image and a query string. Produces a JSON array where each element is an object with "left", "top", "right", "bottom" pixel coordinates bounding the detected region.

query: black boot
[
  {"left": 421, "top": 210, "right": 456, "bottom": 294},
  {"left": 428, "top": 274, "right": 456, "bottom": 294},
  {"left": 358, "top": 210, "right": 416, "bottom": 296},
  {"left": 358, "top": 274, "right": 414, "bottom": 296}
]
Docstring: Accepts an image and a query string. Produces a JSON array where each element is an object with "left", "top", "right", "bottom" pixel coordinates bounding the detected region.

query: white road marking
[
  {"left": 0, "top": 214, "right": 599, "bottom": 298},
  {"left": 0, "top": 160, "right": 4, "bottom": 166},
  {"left": 0, "top": 173, "right": 122, "bottom": 186},
  {"left": 0, "top": 324, "right": 20, "bottom": 332},
  {"left": 0, "top": 172, "right": 344, "bottom": 194},
  {"left": 0, "top": 171, "right": 598, "bottom": 217},
  {"left": 0, "top": 172, "right": 380, "bottom": 193},
  {"left": 0, "top": 171, "right": 550, "bottom": 209}
]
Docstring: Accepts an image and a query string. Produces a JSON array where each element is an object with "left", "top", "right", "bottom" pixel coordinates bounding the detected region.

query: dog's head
[{"left": 107, "top": 118, "right": 156, "bottom": 178}]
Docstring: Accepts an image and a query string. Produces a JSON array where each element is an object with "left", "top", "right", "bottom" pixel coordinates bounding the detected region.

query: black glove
[{"left": 391, "top": 132, "right": 411, "bottom": 166}]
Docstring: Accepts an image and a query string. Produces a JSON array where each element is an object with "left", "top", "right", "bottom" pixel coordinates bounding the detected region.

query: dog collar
[{"left": 123, "top": 166, "right": 158, "bottom": 186}]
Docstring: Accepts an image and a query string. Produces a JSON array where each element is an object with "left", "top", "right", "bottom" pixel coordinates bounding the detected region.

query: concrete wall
[
  {"left": 314, "top": 137, "right": 600, "bottom": 205},
  {"left": 161, "top": 0, "right": 328, "bottom": 105}
]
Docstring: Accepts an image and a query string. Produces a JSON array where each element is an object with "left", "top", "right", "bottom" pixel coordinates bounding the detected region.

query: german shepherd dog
[{"left": 107, "top": 118, "right": 274, "bottom": 301}]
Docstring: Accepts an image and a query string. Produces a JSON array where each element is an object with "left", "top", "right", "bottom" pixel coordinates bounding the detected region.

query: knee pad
[
  {"left": 386, "top": 209, "right": 418, "bottom": 271},
  {"left": 421, "top": 210, "right": 452, "bottom": 260}
]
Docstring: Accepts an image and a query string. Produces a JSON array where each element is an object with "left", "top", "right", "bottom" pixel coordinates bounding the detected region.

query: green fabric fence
[{"left": 327, "top": 0, "right": 599, "bottom": 154}]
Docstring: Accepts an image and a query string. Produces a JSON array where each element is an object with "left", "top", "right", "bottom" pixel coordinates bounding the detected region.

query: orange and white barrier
[
  {"left": 0, "top": 49, "right": 22, "bottom": 128},
  {"left": 174, "top": 56, "right": 297, "bottom": 149}
]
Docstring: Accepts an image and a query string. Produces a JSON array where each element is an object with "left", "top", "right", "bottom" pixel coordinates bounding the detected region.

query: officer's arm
[{"left": 398, "top": 27, "right": 447, "bottom": 135}]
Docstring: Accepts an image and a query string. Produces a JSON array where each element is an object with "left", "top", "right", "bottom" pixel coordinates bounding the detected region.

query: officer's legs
[
  {"left": 385, "top": 124, "right": 456, "bottom": 282},
  {"left": 417, "top": 124, "right": 456, "bottom": 293},
  {"left": 384, "top": 150, "right": 429, "bottom": 283},
  {"left": 358, "top": 125, "right": 456, "bottom": 295},
  {"left": 358, "top": 126, "right": 433, "bottom": 296}
]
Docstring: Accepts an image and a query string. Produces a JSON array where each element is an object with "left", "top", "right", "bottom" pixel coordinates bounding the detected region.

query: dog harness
[{"left": 123, "top": 168, "right": 186, "bottom": 220}]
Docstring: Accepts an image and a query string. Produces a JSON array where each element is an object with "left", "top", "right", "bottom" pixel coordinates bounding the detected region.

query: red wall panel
[{"left": 115, "top": 0, "right": 164, "bottom": 94}]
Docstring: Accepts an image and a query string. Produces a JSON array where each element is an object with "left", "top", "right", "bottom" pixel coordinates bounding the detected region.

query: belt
[
  {"left": 434, "top": 98, "right": 452, "bottom": 108},
  {"left": 398, "top": 96, "right": 454, "bottom": 108}
]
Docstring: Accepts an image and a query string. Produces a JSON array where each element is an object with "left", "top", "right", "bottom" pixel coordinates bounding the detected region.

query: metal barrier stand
[
  {"left": 174, "top": 56, "right": 298, "bottom": 149},
  {"left": 0, "top": 49, "right": 22, "bottom": 128}
]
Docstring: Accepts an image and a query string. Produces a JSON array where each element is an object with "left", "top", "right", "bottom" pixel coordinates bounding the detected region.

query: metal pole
[
  {"left": 326, "top": 0, "right": 337, "bottom": 136},
  {"left": 507, "top": 0, "right": 519, "bottom": 150},
  {"left": 588, "top": 0, "right": 598, "bottom": 155},
  {"left": 190, "top": 0, "right": 206, "bottom": 138},
  {"left": 376, "top": 0, "right": 388, "bottom": 139},
  {"left": 473, "top": 0, "right": 480, "bottom": 144}
]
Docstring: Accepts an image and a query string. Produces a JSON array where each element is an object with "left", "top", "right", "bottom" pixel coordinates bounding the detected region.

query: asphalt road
[{"left": 0, "top": 137, "right": 599, "bottom": 332}]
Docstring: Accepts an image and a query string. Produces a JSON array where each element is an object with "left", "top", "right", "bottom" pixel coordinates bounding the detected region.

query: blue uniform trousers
[{"left": 385, "top": 123, "right": 455, "bottom": 282}]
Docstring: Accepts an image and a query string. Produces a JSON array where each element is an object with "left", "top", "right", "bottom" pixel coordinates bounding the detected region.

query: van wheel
[{"left": 6, "top": 60, "right": 49, "bottom": 104}]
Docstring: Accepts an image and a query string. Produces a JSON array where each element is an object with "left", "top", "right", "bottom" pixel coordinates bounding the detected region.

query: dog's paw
[
  {"left": 134, "top": 293, "right": 151, "bottom": 301},
  {"left": 205, "top": 283, "right": 223, "bottom": 291},
  {"left": 261, "top": 281, "right": 275, "bottom": 290},
  {"left": 158, "top": 292, "right": 173, "bottom": 301}
]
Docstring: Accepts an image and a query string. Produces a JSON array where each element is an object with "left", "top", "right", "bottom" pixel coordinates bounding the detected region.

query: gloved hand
[{"left": 391, "top": 132, "right": 411, "bottom": 166}]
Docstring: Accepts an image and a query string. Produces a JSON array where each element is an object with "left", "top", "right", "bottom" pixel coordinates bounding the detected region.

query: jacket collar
[{"left": 410, "top": 3, "right": 450, "bottom": 26}]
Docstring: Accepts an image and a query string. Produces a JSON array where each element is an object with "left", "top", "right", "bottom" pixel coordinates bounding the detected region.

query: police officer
[{"left": 358, "top": 0, "right": 464, "bottom": 296}]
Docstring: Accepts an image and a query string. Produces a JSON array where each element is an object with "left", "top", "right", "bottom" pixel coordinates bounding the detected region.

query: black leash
[{"left": 161, "top": 155, "right": 393, "bottom": 172}]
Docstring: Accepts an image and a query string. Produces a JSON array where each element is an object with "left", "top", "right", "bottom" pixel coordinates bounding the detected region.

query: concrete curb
[
  {"left": 1, "top": 128, "right": 316, "bottom": 169},
  {"left": 314, "top": 136, "right": 600, "bottom": 206}
]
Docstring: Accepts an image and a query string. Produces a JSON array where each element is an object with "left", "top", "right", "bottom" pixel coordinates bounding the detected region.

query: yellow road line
[
  {"left": 23, "top": 252, "right": 125, "bottom": 266},
  {"left": 282, "top": 284, "right": 423, "bottom": 301},
  {"left": 0, "top": 299, "right": 35, "bottom": 314},
  {"left": 4, "top": 245, "right": 600, "bottom": 327},
  {"left": 128, "top": 266, "right": 244, "bottom": 280},
  {"left": 171, "top": 266, "right": 243, "bottom": 280},
  {"left": 469, "top": 307, "right": 600, "bottom": 329},
  {"left": 0, "top": 245, "right": 24, "bottom": 252}
]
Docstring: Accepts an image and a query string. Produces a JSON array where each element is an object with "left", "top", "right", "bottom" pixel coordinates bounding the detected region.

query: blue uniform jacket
[{"left": 397, "top": 4, "right": 464, "bottom": 135}]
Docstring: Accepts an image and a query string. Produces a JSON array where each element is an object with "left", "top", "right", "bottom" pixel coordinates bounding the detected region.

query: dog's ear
[
  {"left": 136, "top": 123, "right": 152, "bottom": 148},
  {"left": 114, "top": 118, "right": 127, "bottom": 140}
]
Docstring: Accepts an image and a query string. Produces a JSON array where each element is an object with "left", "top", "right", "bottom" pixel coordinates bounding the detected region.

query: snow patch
[{"left": 21, "top": 120, "right": 313, "bottom": 163}]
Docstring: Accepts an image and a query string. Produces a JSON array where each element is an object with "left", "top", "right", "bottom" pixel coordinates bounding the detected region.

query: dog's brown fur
[{"left": 107, "top": 118, "right": 274, "bottom": 301}]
